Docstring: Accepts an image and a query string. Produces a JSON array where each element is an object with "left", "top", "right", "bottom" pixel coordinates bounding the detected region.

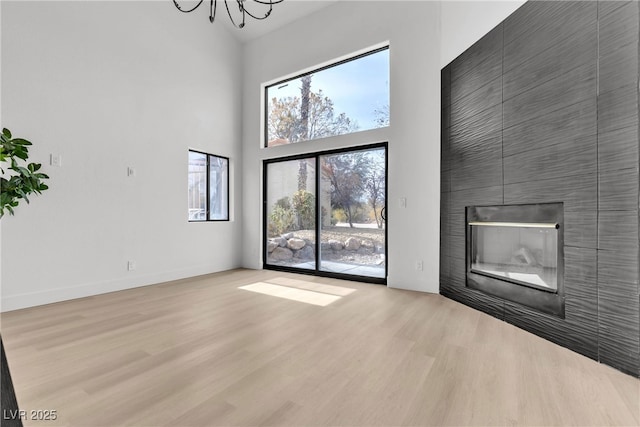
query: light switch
[
  {"left": 400, "top": 197, "right": 407, "bottom": 208},
  {"left": 50, "top": 154, "right": 62, "bottom": 167},
  {"left": 127, "top": 167, "right": 136, "bottom": 177}
]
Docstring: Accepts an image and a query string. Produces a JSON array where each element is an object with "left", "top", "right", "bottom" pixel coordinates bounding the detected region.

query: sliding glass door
[
  {"left": 319, "top": 147, "right": 386, "bottom": 278},
  {"left": 265, "top": 157, "right": 316, "bottom": 270},
  {"left": 264, "top": 144, "right": 386, "bottom": 283}
]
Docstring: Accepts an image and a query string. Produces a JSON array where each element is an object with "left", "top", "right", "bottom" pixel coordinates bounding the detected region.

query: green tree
[
  {"left": 298, "top": 76, "right": 312, "bottom": 191},
  {"left": 268, "top": 76, "right": 359, "bottom": 206},
  {"left": 321, "top": 150, "right": 385, "bottom": 229},
  {"left": 363, "top": 150, "right": 386, "bottom": 228},
  {"left": 321, "top": 152, "right": 368, "bottom": 228},
  {"left": 268, "top": 96, "right": 300, "bottom": 143},
  {"left": 268, "top": 79, "right": 386, "bottom": 230},
  {"left": 267, "top": 84, "right": 358, "bottom": 144}
]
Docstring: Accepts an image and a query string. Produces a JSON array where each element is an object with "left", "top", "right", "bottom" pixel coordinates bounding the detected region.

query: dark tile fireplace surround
[
  {"left": 466, "top": 202, "right": 565, "bottom": 317},
  {"left": 440, "top": 1, "right": 640, "bottom": 377}
]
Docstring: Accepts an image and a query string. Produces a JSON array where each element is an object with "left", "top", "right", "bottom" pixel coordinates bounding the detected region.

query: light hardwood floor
[{"left": 2, "top": 269, "right": 639, "bottom": 426}]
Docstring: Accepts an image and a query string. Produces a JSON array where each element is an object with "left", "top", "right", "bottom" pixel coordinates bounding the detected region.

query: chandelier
[{"left": 173, "top": 0, "right": 284, "bottom": 28}]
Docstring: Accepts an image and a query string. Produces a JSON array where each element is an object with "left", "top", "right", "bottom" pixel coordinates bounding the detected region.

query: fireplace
[{"left": 466, "top": 203, "right": 565, "bottom": 317}]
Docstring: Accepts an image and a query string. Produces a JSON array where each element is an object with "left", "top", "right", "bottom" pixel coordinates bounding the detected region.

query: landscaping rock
[
  {"left": 270, "top": 247, "right": 293, "bottom": 261},
  {"left": 356, "top": 247, "right": 369, "bottom": 255},
  {"left": 281, "top": 232, "right": 294, "bottom": 240},
  {"left": 280, "top": 227, "right": 385, "bottom": 267},
  {"left": 361, "top": 239, "right": 375, "bottom": 249},
  {"left": 329, "top": 239, "right": 344, "bottom": 251},
  {"left": 295, "top": 245, "right": 314, "bottom": 260},
  {"left": 345, "top": 237, "right": 361, "bottom": 251},
  {"left": 272, "top": 237, "right": 287, "bottom": 247},
  {"left": 267, "top": 240, "right": 279, "bottom": 253},
  {"left": 287, "top": 238, "right": 306, "bottom": 250}
]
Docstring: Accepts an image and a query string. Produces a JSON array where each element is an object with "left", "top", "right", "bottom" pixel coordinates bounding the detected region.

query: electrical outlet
[
  {"left": 127, "top": 261, "right": 136, "bottom": 271},
  {"left": 416, "top": 260, "right": 423, "bottom": 271}
]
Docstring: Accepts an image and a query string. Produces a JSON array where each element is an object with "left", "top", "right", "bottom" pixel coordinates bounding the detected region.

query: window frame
[
  {"left": 262, "top": 142, "right": 388, "bottom": 285},
  {"left": 263, "top": 44, "right": 390, "bottom": 148},
  {"left": 188, "top": 149, "right": 230, "bottom": 222}
]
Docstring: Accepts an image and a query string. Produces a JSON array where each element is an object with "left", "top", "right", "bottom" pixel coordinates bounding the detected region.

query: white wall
[
  {"left": 440, "top": 0, "right": 526, "bottom": 67},
  {"left": 0, "top": 0, "right": 528, "bottom": 311},
  {"left": 241, "top": 1, "right": 442, "bottom": 293},
  {"left": 1, "top": 1, "right": 244, "bottom": 311}
]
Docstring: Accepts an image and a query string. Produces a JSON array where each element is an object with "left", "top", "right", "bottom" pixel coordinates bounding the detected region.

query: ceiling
[{"left": 216, "top": 0, "right": 338, "bottom": 43}]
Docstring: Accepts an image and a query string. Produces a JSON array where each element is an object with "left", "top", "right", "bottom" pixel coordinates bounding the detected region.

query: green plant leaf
[
  {"left": 0, "top": 128, "right": 50, "bottom": 215},
  {"left": 15, "top": 166, "right": 31, "bottom": 176},
  {"left": 14, "top": 148, "right": 29, "bottom": 161},
  {"left": 3, "top": 141, "right": 15, "bottom": 152},
  {"left": 12, "top": 138, "right": 32, "bottom": 146}
]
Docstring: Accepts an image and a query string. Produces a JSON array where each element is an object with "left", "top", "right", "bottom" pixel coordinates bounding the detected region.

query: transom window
[
  {"left": 188, "top": 150, "right": 229, "bottom": 221},
  {"left": 264, "top": 46, "right": 390, "bottom": 147}
]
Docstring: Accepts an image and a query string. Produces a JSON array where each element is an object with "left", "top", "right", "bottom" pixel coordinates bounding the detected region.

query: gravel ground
[{"left": 294, "top": 226, "right": 384, "bottom": 244}]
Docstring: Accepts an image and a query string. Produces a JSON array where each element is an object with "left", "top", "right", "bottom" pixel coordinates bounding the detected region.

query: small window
[
  {"left": 265, "top": 46, "right": 389, "bottom": 147},
  {"left": 188, "top": 150, "right": 229, "bottom": 221}
]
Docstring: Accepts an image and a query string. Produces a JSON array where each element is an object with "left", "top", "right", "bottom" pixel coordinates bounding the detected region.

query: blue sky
[{"left": 267, "top": 49, "right": 389, "bottom": 131}]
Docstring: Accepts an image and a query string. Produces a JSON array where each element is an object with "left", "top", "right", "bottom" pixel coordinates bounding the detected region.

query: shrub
[
  {"left": 332, "top": 208, "right": 347, "bottom": 224},
  {"left": 268, "top": 204, "right": 295, "bottom": 237},
  {"left": 275, "top": 196, "right": 292, "bottom": 210},
  {"left": 292, "top": 190, "right": 315, "bottom": 230}
]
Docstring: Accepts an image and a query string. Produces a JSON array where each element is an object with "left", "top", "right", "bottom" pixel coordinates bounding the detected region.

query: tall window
[
  {"left": 264, "top": 46, "right": 390, "bottom": 147},
  {"left": 188, "top": 150, "right": 229, "bottom": 221}
]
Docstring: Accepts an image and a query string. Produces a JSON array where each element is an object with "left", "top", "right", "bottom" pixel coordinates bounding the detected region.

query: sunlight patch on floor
[
  {"left": 266, "top": 277, "right": 357, "bottom": 297},
  {"left": 239, "top": 282, "right": 343, "bottom": 306}
]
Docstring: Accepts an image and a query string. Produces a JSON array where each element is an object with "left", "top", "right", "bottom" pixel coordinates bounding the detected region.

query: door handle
[{"left": 381, "top": 206, "right": 386, "bottom": 221}]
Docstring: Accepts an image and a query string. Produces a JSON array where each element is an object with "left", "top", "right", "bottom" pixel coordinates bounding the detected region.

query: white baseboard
[
  {"left": 387, "top": 279, "right": 439, "bottom": 294},
  {"left": 0, "top": 264, "right": 239, "bottom": 312}
]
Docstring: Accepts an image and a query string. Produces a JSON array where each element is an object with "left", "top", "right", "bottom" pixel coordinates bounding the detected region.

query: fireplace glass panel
[{"left": 470, "top": 224, "right": 558, "bottom": 292}]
